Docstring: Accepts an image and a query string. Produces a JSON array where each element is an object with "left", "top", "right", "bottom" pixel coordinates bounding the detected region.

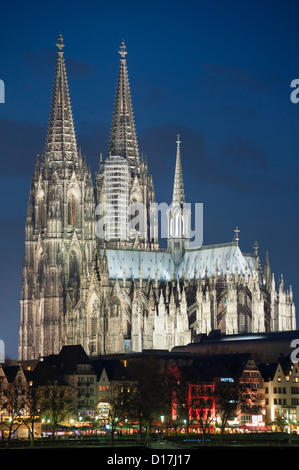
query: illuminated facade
[
  {"left": 18, "top": 35, "right": 296, "bottom": 361},
  {"left": 260, "top": 358, "right": 299, "bottom": 429},
  {"left": 239, "top": 357, "right": 265, "bottom": 429},
  {"left": 188, "top": 383, "right": 216, "bottom": 430}
]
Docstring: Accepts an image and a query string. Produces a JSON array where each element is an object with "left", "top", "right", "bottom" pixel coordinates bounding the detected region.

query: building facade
[
  {"left": 18, "top": 35, "right": 296, "bottom": 361},
  {"left": 260, "top": 358, "right": 299, "bottom": 429}
]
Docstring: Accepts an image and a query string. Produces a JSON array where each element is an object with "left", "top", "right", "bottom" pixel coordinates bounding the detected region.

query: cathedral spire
[
  {"left": 44, "top": 33, "right": 78, "bottom": 167},
  {"left": 108, "top": 41, "right": 139, "bottom": 173},
  {"left": 172, "top": 134, "right": 186, "bottom": 208},
  {"left": 167, "top": 135, "right": 190, "bottom": 265}
]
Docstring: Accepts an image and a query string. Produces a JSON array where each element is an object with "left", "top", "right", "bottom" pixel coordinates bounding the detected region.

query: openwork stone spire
[
  {"left": 44, "top": 34, "right": 78, "bottom": 167},
  {"left": 108, "top": 41, "right": 139, "bottom": 173},
  {"left": 172, "top": 134, "right": 186, "bottom": 207}
]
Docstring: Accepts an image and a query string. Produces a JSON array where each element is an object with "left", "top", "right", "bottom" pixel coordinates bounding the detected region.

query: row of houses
[{"left": 0, "top": 345, "right": 298, "bottom": 434}]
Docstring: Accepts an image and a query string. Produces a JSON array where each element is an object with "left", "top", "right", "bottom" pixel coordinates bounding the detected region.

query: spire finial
[
  {"left": 176, "top": 134, "right": 181, "bottom": 149},
  {"left": 234, "top": 226, "right": 240, "bottom": 246},
  {"left": 56, "top": 33, "right": 65, "bottom": 53},
  {"left": 119, "top": 41, "right": 127, "bottom": 60}
]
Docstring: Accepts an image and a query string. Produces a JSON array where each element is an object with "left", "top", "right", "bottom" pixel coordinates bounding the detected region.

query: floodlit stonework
[{"left": 18, "top": 35, "right": 296, "bottom": 361}]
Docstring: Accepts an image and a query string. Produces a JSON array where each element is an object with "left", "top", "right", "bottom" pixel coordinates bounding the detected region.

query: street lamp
[
  {"left": 161, "top": 416, "right": 164, "bottom": 437},
  {"left": 183, "top": 419, "right": 187, "bottom": 436}
]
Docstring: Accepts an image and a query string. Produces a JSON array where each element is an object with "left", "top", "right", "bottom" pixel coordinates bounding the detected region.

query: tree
[
  {"left": 126, "top": 357, "right": 167, "bottom": 443},
  {"left": 18, "top": 385, "right": 42, "bottom": 446},
  {"left": 105, "top": 383, "right": 134, "bottom": 446},
  {"left": 168, "top": 365, "right": 201, "bottom": 438},
  {"left": 0, "top": 378, "right": 25, "bottom": 446},
  {"left": 158, "top": 365, "right": 180, "bottom": 437},
  {"left": 272, "top": 405, "right": 297, "bottom": 433},
  {"left": 272, "top": 415, "right": 288, "bottom": 432},
  {"left": 191, "top": 384, "right": 216, "bottom": 441},
  {"left": 214, "top": 378, "right": 242, "bottom": 441},
  {"left": 40, "top": 385, "right": 76, "bottom": 439}
]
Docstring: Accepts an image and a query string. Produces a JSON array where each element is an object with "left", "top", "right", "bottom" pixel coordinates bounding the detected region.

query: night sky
[{"left": 1, "top": 0, "right": 299, "bottom": 359}]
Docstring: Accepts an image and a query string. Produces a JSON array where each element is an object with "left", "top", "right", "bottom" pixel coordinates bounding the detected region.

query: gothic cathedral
[{"left": 18, "top": 35, "right": 296, "bottom": 361}]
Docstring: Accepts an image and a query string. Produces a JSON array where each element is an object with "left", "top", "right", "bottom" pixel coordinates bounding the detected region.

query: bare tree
[
  {"left": 192, "top": 384, "right": 216, "bottom": 441},
  {"left": 39, "top": 385, "right": 76, "bottom": 439},
  {"left": 0, "top": 377, "right": 26, "bottom": 446},
  {"left": 105, "top": 383, "right": 135, "bottom": 446},
  {"left": 126, "top": 358, "right": 167, "bottom": 443},
  {"left": 18, "top": 385, "right": 42, "bottom": 446},
  {"left": 167, "top": 366, "right": 201, "bottom": 438},
  {"left": 214, "top": 378, "right": 242, "bottom": 441}
]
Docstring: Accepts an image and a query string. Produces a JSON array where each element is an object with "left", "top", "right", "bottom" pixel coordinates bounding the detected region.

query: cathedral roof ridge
[
  {"left": 100, "top": 246, "right": 170, "bottom": 254},
  {"left": 186, "top": 241, "right": 238, "bottom": 252}
]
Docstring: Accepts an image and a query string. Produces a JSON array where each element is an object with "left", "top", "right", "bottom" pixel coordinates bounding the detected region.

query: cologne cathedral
[{"left": 18, "top": 35, "right": 296, "bottom": 361}]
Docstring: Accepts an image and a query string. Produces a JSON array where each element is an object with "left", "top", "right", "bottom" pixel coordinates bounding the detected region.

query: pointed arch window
[
  {"left": 90, "top": 299, "right": 99, "bottom": 336},
  {"left": 69, "top": 251, "right": 79, "bottom": 285},
  {"left": 37, "top": 194, "right": 46, "bottom": 228},
  {"left": 37, "top": 250, "right": 44, "bottom": 285},
  {"left": 68, "top": 194, "right": 76, "bottom": 225}
]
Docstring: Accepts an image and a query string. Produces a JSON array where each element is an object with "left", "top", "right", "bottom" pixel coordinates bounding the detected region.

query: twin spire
[
  {"left": 44, "top": 34, "right": 78, "bottom": 168},
  {"left": 44, "top": 35, "right": 186, "bottom": 207},
  {"left": 108, "top": 40, "right": 140, "bottom": 174}
]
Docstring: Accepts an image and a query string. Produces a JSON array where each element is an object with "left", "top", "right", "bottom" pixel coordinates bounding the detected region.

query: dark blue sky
[{"left": 1, "top": 0, "right": 299, "bottom": 358}]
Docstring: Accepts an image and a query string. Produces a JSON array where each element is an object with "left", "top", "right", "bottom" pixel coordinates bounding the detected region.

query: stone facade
[{"left": 18, "top": 35, "right": 296, "bottom": 361}]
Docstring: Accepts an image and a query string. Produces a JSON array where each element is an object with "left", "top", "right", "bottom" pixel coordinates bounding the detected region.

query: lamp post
[{"left": 161, "top": 415, "right": 164, "bottom": 437}]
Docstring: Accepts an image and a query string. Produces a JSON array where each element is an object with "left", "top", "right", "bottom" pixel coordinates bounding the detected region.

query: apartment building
[{"left": 259, "top": 357, "right": 299, "bottom": 430}]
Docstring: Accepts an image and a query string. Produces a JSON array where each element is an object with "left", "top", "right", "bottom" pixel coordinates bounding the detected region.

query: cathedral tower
[
  {"left": 95, "top": 42, "right": 158, "bottom": 250},
  {"left": 18, "top": 35, "right": 96, "bottom": 360}
]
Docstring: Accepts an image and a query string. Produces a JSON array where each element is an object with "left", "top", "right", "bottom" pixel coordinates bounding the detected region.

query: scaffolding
[{"left": 104, "top": 155, "right": 129, "bottom": 241}]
